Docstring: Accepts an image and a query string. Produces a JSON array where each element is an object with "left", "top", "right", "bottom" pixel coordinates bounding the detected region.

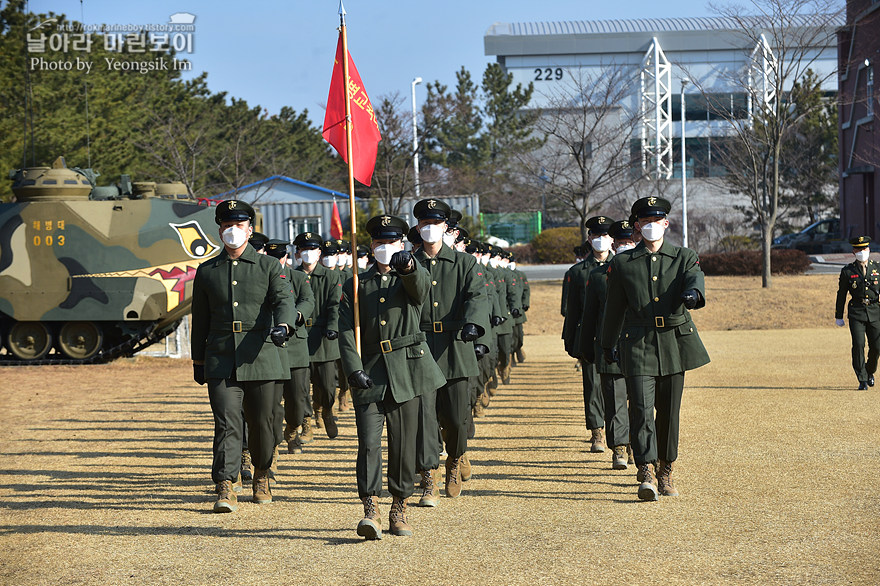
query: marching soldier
[
  {"left": 339, "top": 214, "right": 446, "bottom": 539},
  {"left": 601, "top": 197, "right": 710, "bottom": 501},
  {"left": 835, "top": 236, "right": 880, "bottom": 390},
  {"left": 411, "top": 198, "right": 490, "bottom": 505},
  {"left": 335, "top": 240, "right": 353, "bottom": 412},
  {"left": 562, "top": 216, "right": 614, "bottom": 452},
  {"left": 191, "top": 200, "right": 297, "bottom": 513},
  {"left": 488, "top": 246, "right": 518, "bottom": 385},
  {"left": 511, "top": 254, "right": 530, "bottom": 363},
  {"left": 264, "top": 240, "right": 315, "bottom": 454},
  {"left": 294, "top": 232, "right": 343, "bottom": 439},
  {"left": 561, "top": 245, "right": 586, "bottom": 316}
]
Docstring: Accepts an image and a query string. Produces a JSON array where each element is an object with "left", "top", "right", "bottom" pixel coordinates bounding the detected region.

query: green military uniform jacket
[
  {"left": 581, "top": 263, "right": 621, "bottom": 375},
  {"left": 601, "top": 240, "right": 710, "bottom": 377},
  {"left": 281, "top": 267, "right": 316, "bottom": 369},
  {"left": 296, "top": 262, "right": 341, "bottom": 362},
  {"left": 339, "top": 263, "right": 446, "bottom": 406},
  {"left": 488, "top": 265, "right": 516, "bottom": 335},
  {"left": 477, "top": 261, "right": 499, "bottom": 351},
  {"left": 413, "top": 245, "right": 491, "bottom": 379},
  {"left": 191, "top": 245, "right": 297, "bottom": 381},
  {"left": 836, "top": 260, "right": 880, "bottom": 322},
  {"left": 514, "top": 269, "right": 530, "bottom": 324},
  {"left": 562, "top": 253, "right": 612, "bottom": 358}
]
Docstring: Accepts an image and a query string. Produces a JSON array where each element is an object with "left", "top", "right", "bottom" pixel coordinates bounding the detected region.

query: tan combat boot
[
  {"left": 656, "top": 460, "right": 680, "bottom": 497},
  {"left": 480, "top": 387, "right": 491, "bottom": 408},
  {"left": 300, "top": 416, "right": 314, "bottom": 444},
  {"left": 388, "top": 496, "right": 413, "bottom": 536},
  {"left": 627, "top": 444, "right": 635, "bottom": 465},
  {"left": 516, "top": 348, "right": 526, "bottom": 363},
  {"left": 232, "top": 471, "right": 243, "bottom": 494},
  {"left": 417, "top": 469, "right": 440, "bottom": 507},
  {"left": 590, "top": 428, "right": 607, "bottom": 453},
  {"left": 612, "top": 445, "right": 628, "bottom": 470},
  {"left": 269, "top": 445, "right": 279, "bottom": 480},
  {"left": 314, "top": 403, "right": 323, "bottom": 429},
  {"left": 357, "top": 496, "right": 382, "bottom": 540},
  {"left": 338, "top": 388, "right": 351, "bottom": 411},
  {"left": 460, "top": 452, "right": 472, "bottom": 482},
  {"left": 474, "top": 401, "right": 485, "bottom": 418},
  {"left": 213, "top": 480, "right": 238, "bottom": 513},
  {"left": 445, "top": 455, "right": 463, "bottom": 498},
  {"left": 322, "top": 405, "right": 339, "bottom": 439},
  {"left": 637, "top": 462, "right": 659, "bottom": 501},
  {"left": 240, "top": 449, "right": 254, "bottom": 481},
  {"left": 636, "top": 461, "right": 654, "bottom": 483},
  {"left": 252, "top": 468, "right": 272, "bottom": 504},
  {"left": 287, "top": 432, "right": 303, "bottom": 454}
]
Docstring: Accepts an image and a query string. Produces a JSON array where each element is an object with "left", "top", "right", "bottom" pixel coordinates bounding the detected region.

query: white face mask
[
  {"left": 640, "top": 221, "right": 666, "bottom": 242},
  {"left": 442, "top": 232, "right": 457, "bottom": 248},
  {"left": 480, "top": 255, "right": 489, "bottom": 266},
  {"left": 616, "top": 243, "right": 636, "bottom": 253},
  {"left": 591, "top": 235, "right": 613, "bottom": 253},
  {"left": 321, "top": 255, "right": 338, "bottom": 268},
  {"left": 345, "top": 254, "right": 353, "bottom": 267},
  {"left": 300, "top": 249, "right": 321, "bottom": 265},
  {"left": 373, "top": 241, "right": 404, "bottom": 265},
  {"left": 501, "top": 259, "right": 510, "bottom": 268},
  {"left": 510, "top": 262, "right": 516, "bottom": 270},
  {"left": 357, "top": 256, "right": 369, "bottom": 270},
  {"left": 419, "top": 223, "right": 446, "bottom": 243},
  {"left": 856, "top": 249, "right": 871, "bottom": 262},
  {"left": 336, "top": 254, "right": 347, "bottom": 267},
  {"left": 221, "top": 226, "right": 249, "bottom": 249},
  {"left": 293, "top": 255, "right": 302, "bottom": 267},
  {"left": 489, "top": 257, "right": 500, "bottom": 268}
]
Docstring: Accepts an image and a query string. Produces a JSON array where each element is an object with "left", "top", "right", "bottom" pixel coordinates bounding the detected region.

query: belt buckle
[
  {"left": 433, "top": 321, "right": 443, "bottom": 333},
  {"left": 232, "top": 320, "right": 242, "bottom": 333},
  {"left": 380, "top": 340, "right": 392, "bottom": 354},
  {"left": 305, "top": 318, "right": 313, "bottom": 327},
  {"left": 654, "top": 316, "right": 665, "bottom": 328}
]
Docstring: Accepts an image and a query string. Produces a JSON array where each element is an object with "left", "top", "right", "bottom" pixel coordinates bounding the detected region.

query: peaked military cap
[
  {"left": 631, "top": 196, "right": 672, "bottom": 219},
  {"left": 447, "top": 209, "right": 463, "bottom": 229},
  {"left": 407, "top": 225, "right": 423, "bottom": 245},
  {"left": 465, "top": 239, "right": 481, "bottom": 254},
  {"left": 851, "top": 235, "right": 871, "bottom": 248},
  {"left": 335, "top": 239, "right": 352, "bottom": 254},
  {"left": 321, "top": 239, "right": 339, "bottom": 255},
  {"left": 584, "top": 215, "right": 615, "bottom": 234},
  {"left": 215, "top": 199, "right": 255, "bottom": 225},
  {"left": 609, "top": 220, "right": 634, "bottom": 240},
  {"left": 413, "top": 198, "right": 451, "bottom": 221},
  {"left": 366, "top": 215, "right": 408, "bottom": 240},
  {"left": 264, "top": 239, "right": 290, "bottom": 259},
  {"left": 356, "top": 244, "right": 371, "bottom": 258},
  {"left": 249, "top": 231, "right": 269, "bottom": 251},
  {"left": 456, "top": 227, "right": 469, "bottom": 241},
  {"left": 293, "top": 231, "right": 322, "bottom": 249}
]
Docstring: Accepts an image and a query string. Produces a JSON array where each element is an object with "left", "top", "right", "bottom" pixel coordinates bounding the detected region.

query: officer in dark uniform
[
  {"left": 835, "top": 236, "right": 880, "bottom": 390},
  {"left": 601, "top": 197, "right": 710, "bottom": 501},
  {"left": 339, "top": 214, "right": 446, "bottom": 539},
  {"left": 191, "top": 200, "right": 296, "bottom": 513},
  {"left": 563, "top": 216, "right": 615, "bottom": 452},
  {"left": 411, "top": 198, "right": 489, "bottom": 504},
  {"left": 294, "top": 232, "right": 342, "bottom": 439},
  {"left": 264, "top": 240, "right": 315, "bottom": 453}
]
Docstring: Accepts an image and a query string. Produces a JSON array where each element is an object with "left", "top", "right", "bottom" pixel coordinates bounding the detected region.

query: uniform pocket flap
[
  {"left": 406, "top": 345, "right": 427, "bottom": 359},
  {"left": 676, "top": 323, "right": 696, "bottom": 336}
]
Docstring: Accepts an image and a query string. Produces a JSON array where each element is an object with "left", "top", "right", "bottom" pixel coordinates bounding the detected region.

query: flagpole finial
[{"left": 338, "top": 1, "right": 346, "bottom": 16}]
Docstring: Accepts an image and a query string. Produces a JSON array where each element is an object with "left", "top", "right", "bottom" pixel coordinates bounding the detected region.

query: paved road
[{"left": 521, "top": 259, "right": 844, "bottom": 280}]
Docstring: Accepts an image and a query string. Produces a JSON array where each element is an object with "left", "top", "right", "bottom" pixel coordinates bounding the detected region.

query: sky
[{"left": 21, "top": 0, "right": 718, "bottom": 126}]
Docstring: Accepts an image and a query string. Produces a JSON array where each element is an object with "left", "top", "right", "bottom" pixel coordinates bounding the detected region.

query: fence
[{"left": 479, "top": 211, "right": 542, "bottom": 244}]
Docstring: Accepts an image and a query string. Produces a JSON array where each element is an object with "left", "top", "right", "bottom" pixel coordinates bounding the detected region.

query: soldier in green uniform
[
  {"left": 295, "top": 233, "right": 343, "bottom": 440},
  {"left": 601, "top": 197, "right": 710, "bottom": 501},
  {"left": 487, "top": 246, "right": 519, "bottom": 385},
  {"left": 334, "top": 240, "right": 354, "bottom": 412},
  {"left": 835, "top": 236, "right": 880, "bottom": 390},
  {"left": 264, "top": 240, "right": 315, "bottom": 453},
  {"left": 562, "top": 216, "right": 614, "bottom": 452},
  {"left": 511, "top": 254, "right": 530, "bottom": 363},
  {"left": 411, "top": 199, "right": 490, "bottom": 504},
  {"left": 191, "top": 200, "right": 297, "bottom": 513},
  {"left": 581, "top": 220, "right": 636, "bottom": 469},
  {"left": 339, "top": 214, "right": 446, "bottom": 539}
]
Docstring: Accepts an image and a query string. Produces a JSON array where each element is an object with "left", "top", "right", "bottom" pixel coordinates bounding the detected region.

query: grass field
[{"left": 1, "top": 275, "right": 877, "bottom": 585}]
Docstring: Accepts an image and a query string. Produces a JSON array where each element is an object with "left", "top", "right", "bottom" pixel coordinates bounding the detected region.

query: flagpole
[{"left": 339, "top": 2, "right": 361, "bottom": 355}]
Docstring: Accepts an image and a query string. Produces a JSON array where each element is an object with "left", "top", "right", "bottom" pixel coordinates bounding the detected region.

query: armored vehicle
[{"left": 0, "top": 157, "right": 222, "bottom": 364}]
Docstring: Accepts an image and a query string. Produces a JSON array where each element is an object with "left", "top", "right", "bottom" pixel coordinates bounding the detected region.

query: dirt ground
[{"left": 2, "top": 276, "right": 878, "bottom": 585}]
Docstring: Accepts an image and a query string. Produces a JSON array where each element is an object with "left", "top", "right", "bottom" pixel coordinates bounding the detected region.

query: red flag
[
  {"left": 330, "top": 200, "right": 344, "bottom": 239},
  {"left": 322, "top": 34, "right": 381, "bottom": 186}
]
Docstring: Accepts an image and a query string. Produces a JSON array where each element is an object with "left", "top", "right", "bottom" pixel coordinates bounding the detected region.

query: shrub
[
  {"left": 699, "top": 249, "right": 811, "bottom": 276},
  {"left": 509, "top": 243, "right": 538, "bottom": 264},
  {"left": 532, "top": 227, "right": 582, "bottom": 264}
]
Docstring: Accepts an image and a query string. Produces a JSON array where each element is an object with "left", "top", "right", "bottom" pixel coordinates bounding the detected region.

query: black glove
[
  {"left": 295, "top": 312, "right": 305, "bottom": 327},
  {"left": 474, "top": 344, "right": 489, "bottom": 359},
  {"left": 523, "top": 306, "right": 529, "bottom": 312},
  {"left": 490, "top": 316, "right": 504, "bottom": 327},
  {"left": 389, "top": 250, "right": 414, "bottom": 274},
  {"left": 325, "top": 329, "right": 338, "bottom": 341},
  {"left": 348, "top": 370, "right": 373, "bottom": 390},
  {"left": 603, "top": 347, "right": 619, "bottom": 366},
  {"left": 193, "top": 364, "right": 206, "bottom": 385},
  {"left": 511, "top": 308, "right": 522, "bottom": 318},
  {"left": 460, "top": 323, "right": 481, "bottom": 342},
  {"left": 681, "top": 289, "right": 700, "bottom": 310},
  {"left": 270, "top": 325, "right": 289, "bottom": 347}
]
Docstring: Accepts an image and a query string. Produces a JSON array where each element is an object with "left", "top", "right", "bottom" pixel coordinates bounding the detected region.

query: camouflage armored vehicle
[{"left": 0, "top": 157, "right": 222, "bottom": 364}]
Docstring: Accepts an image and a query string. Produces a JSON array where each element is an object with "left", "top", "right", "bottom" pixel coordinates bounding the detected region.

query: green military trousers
[
  {"left": 208, "top": 377, "right": 278, "bottom": 483},
  {"left": 580, "top": 359, "right": 604, "bottom": 430},
  {"left": 600, "top": 373, "right": 629, "bottom": 448},
  {"left": 281, "top": 366, "right": 311, "bottom": 440},
  {"left": 310, "top": 360, "right": 337, "bottom": 411},
  {"left": 354, "top": 392, "right": 419, "bottom": 500},
  {"left": 849, "top": 316, "right": 880, "bottom": 383},
  {"left": 626, "top": 373, "right": 684, "bottom": 465}
]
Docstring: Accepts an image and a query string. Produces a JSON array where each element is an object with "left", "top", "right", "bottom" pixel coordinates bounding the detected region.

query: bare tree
[
  {"left": 370, "top": 92, "right": 418, "bottom": 215},
  {"left": 696, "top": 0, "right": 843, "bottom": 287},
  {"left": 521, "top": 66, "right": 642, "bottom": 239}
]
